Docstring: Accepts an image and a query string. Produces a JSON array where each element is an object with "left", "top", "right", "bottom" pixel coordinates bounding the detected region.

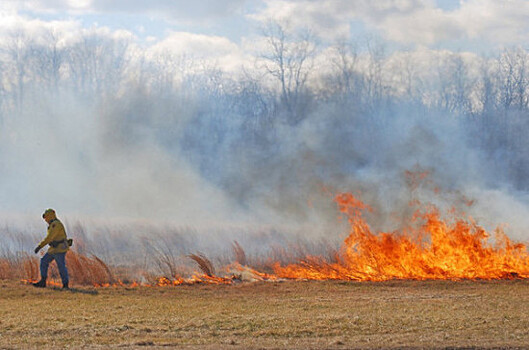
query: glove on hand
[{"left": 34, "top": 246, "right": 41, "bottom": 254}]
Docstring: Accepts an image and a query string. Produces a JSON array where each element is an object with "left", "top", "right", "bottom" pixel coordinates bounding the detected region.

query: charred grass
[{"left": 1, "top": 279, "right": 529, "bottom": 349}]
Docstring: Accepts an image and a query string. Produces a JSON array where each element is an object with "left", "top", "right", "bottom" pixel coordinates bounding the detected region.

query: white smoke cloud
[
  {"left": 0, "top": 90, "right": 241, "bottom": 225},
  {"left": 2, "top": 0, "right": 529, "bottom": 250}
]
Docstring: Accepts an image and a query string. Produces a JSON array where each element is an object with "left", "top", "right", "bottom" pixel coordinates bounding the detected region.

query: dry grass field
[{"left": 1, "top": 279, "right": 529, "bottom": 349}]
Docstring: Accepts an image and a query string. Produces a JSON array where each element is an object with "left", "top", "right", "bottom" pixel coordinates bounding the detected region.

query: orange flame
[
  {"left": 21, "top": 279, "right": 64, "bottom": 287},
  {"left": 15, "top": 191, "right": 529, "bottom": 288},
  {"left": 273, "top": 193, "right": 529, "bottom": 281},
  {"left": 155, "top": 275, "right": 234, "bottom": 285}
]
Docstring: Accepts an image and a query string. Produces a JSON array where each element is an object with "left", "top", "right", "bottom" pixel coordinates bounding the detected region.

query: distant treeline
[{"left": 1, "top": 23, "right": 529, "bottom": 204}]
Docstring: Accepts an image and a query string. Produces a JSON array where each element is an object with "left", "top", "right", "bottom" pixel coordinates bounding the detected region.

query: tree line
[{"left": 1, "top": 22, "right": 529, "bottom": 197}]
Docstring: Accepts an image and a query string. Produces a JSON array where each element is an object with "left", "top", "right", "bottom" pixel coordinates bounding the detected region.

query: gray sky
[
  {"left": 3, "top": 0, "right": 529, "bottom": 231},
  {"left": 2, "top": 0, "right": 529, "bottom": 57}
]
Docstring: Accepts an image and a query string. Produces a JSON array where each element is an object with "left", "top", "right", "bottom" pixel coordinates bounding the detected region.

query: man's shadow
[{"left": 49, "top": 286, "right": 99, "bottom": 295}]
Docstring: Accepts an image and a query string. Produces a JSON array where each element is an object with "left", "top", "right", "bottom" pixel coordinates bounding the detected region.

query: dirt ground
[{"left": 1, "top": 279, "right": 529, "bottom": 349}]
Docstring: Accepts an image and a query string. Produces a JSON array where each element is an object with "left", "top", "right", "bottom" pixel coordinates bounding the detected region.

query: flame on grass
[
  {"left": 155, "top": 274, "right": 233, "bottom": 286},
  {"left": 13, "top": 188, "right": 529, "bottom": 288},
  {"left": 274, "top": 193, "right": 529, "bottom": 281},
  {"left": 14, "top": 243, "right": 265, "bottom": 288},
  {"left": 153, "top": 252, "right": 277, "bottom": 286}
]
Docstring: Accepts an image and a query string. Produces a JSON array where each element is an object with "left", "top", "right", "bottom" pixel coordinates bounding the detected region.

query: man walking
[{"left": 33, "top": 209, "right": 70, "bottom": 289}]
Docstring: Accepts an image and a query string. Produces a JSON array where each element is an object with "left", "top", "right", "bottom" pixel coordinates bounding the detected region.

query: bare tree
[
  {"left": 2, "top": 29, "right": 32, "bottom": 110},
  {"left": 41, "top": 29, "right": 64, "bottom": 92},
  {"left": 23, "top": 28, "right": 65, "bottom": 95},
  {"left": 0, "top": 59, "right": 7, "bottom": 116},
  {"left": 360, "top": 36, "right": 392, "bottom": 116},
  {"left": 260, "top": 20, "right": 317, "bottom": 125},
  {"left": 65, "top": 32, "right": 130, "bottom": 98},
  {"left": 435, "top": 53, "right": 472, "bottom": 114},
  {"left": 143, "top": 50, "right": 189, "bottom": 97},
  {"left": 397, "top": 51, "right": 421, "bottom": 103},
  {"left": 476, "top": 58, "right": 499, "bottom": 115},
  {"left": 497, "top": 48, "right": 529, "bottom": 111},
  {"left": 329, "top": 39, "right": 362, "bottom": 104}
]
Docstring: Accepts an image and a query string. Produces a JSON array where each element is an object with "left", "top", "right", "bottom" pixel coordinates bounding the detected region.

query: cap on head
[{"left": 42, "top": 208, "right": 56, "bottom": 221}]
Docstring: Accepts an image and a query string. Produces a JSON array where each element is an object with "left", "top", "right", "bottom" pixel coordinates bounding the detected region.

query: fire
[
  {"left": 15, "top": 190, "right": 529, "bottom": 288},
  {"left": 153, "top": 263, "right": 277, "bottom": 286},
  {"left": 273, "top": 193, "right": 529, "bottom": 281},
  {"left": 156, "top": 274, "right": 233, "bottom": 286},
  {"left": 20, "top": 259, "right": 274, "bottom": 288},
  {"left": 21, "top": 279, "right": 63, "bottom": 287}
]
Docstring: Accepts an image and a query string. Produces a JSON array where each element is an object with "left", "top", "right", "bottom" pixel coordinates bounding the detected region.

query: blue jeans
[{"left": 40, "top": 252, "right": 69, "bottom": 285}]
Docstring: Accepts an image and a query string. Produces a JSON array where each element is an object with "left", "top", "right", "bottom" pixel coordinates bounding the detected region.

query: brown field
[{"left": 1, "top": 279, "right": 529, "bottom": 349}]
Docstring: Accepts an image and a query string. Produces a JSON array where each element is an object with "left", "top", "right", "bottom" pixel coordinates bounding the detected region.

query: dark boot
[
  {"left": 32, "top": 279, "right": 46, "bottom": 288},
  {"left": 62, "top": 283, "right": 69, "bottom": 290}
]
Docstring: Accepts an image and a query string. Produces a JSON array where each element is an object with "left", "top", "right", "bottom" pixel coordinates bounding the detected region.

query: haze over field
[{"left": 2, "top": 0, "right": 529, "bottom": 251}]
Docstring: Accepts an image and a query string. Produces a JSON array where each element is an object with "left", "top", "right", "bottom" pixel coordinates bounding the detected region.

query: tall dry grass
[
  {"left": 0, "top": 239, "right": 344, "bottom": 286},
  {"left": 1, "top": 220, "right": 342, "bottom": 285},
  {"left": 188, "top": 253, "right": 215, "bottom": 277},
  {"left": 0, "top": 250, "right": 116, "bottom": 286},
  {"left": 232, "top": 240, "right": 247, "bottom": 266},
  {"left": 0, "top": 253, "right": 39, "bottom": 280}
]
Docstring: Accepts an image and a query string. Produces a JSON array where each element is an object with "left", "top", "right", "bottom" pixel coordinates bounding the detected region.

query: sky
[
  {"left": 3, "top": 0, "right": 529, "bottom": 228},
  {"left": 2, "top": 0, "right": 529, "bottom": 59}
]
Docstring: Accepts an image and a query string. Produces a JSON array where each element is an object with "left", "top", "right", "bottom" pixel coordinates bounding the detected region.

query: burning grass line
[
  {"left": 12, "top": 190, "right": 529, "bottom": 288},
  {"left": 273, "top": 192, "right": 529, "bottom": 282}
]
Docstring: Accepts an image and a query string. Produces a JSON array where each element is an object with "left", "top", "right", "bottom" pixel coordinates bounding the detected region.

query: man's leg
[
  {"left": 34, "top": 253, "right": 54, "bottom": 288},
  {"left": 54, "top": 252, "right": 69, "bottom": 289}
]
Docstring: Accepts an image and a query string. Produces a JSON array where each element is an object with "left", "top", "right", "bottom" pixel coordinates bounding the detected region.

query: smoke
[
  {"left": 1, "top": 89, "right": 241, "bottom": 225},
  {"left": 2, "top": 27, "right": 529, "bottom": 262}
]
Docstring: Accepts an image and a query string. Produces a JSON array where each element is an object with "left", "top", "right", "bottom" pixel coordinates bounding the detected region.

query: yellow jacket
[{"left": 38, "top": 219, "right": 69, "bottom": 254}]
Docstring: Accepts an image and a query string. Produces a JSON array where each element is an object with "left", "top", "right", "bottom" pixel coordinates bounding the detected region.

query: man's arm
[
  {"left": 37, "top": 231, "right": 53, "bottom": 249},
  {"left": 34, "top": 227, "right": 55, "bottom": 253}
]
